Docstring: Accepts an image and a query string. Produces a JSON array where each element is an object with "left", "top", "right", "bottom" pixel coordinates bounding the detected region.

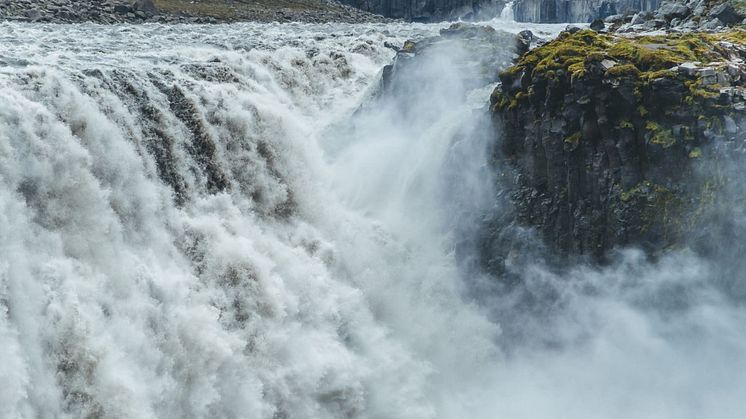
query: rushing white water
[
  {"left": 0, "top": 19, "right": 744, "bottom": 419},
  {"left": 500, "top": 1, "right": 515, "bottom": 20}
]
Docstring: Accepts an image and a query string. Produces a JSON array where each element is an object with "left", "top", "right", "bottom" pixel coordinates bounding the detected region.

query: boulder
[
  {"left": 24, "top": 9, "right": 41, "bottom": 21},
  {"left": 655, "top": 1, "right": 689, "bottom": 20},
  {"left": 516, "top": 29, "right": 533, "bottom": 55},
  {"left": 604, "top": 13, "right": 625, "bottom": 23},
  {"left": 709, "top": 2, "right": 745, "bottom": 24},
  {"left": 700, "top": 17, "right": 724, "bottom": 30},
  {"left": 133, "top": 0, "right": 157, "bottom": 15},
  {"left": 677, "top": 62, "right": 698, "bottom": 76},
  {"left": 114, "top": 4, "right": 131, "bottom": 14},
  {"left": 630, "top": 10, "right": 653, "bottom": 25}
]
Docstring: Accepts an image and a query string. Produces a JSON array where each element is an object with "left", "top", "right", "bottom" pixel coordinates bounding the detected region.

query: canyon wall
[
  {"left": 513, "top": 0, "right": 660, "bottom": 22},
  {"left": 337, "top": 0, "right": 506, "bottom": 21}
]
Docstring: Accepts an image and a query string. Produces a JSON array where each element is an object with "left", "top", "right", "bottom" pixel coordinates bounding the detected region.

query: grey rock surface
[
  {"left": 607, "top": 0, "right": 746, "bottom": 32},
  {"left": 513, "top": 0, "right": 661, "bottom": 23},
  {"left": 337, "top": 0, "right": 507, "bottom": 21}
]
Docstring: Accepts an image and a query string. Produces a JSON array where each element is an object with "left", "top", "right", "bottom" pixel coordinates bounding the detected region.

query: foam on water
[{"left": 0, "top": 20, "right": 744, "bottom": 419}]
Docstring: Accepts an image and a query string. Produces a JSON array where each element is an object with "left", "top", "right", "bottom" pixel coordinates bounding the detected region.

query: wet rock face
[
  {"left": 513, "top": 0, "right": 661, "bottom": 23},
  {"left": 338, "top": 0, "right": 506, "bottom": 21},
  {"left": 491, "top": 29, "right": 746, "bottom": 260}
]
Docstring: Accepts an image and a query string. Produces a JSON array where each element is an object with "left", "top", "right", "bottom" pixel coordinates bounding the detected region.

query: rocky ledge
[
  {"left": 0, "top": 0, "right": 387, "bottom": 24},
  {"left": 491, "top": 28, "right": 746, "bottom": 260},
  {"left": 604, "top": 0, "right": 746, "bottom": 32}
]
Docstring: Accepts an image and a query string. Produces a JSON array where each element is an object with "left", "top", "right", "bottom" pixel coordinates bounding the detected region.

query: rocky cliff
[
  {"left": 490, "top": 28, "right": 746, "bottom": 261},
  {"left": 337, "top": 0, "right": 506, "bottom": 21},
  {"left": 513, "top": 0, "right": 661, "bottom": 22}
]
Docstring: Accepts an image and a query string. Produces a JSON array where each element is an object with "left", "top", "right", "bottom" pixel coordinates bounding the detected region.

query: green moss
[
  {"left": 686, "top": 78, "right": 721, "bottom": 102},
  {"left": 605, "top": 63, "right": 641, "bottom": 78},
  {"left": 402, "top": 40, "right": 416, "bottom": 53},
  {"left": 490, "top": 89, "right": 511, "bottom": 112},
  {"left": 621, "top": 180, "right": 654, "bottom": 202},
  {"left": 682, "top": 126, "right": 694, "bottom": 141},
  {"left": 504, "top": 91, "right": 528, "bottom": 110},
  {"left": 606, "top": 35, "right": 710, "bottom": 71},
  {"left": 585, "top": 52, "right": 606, "bottom": 62},
  {"left": 689, "top": 147, "right": 703, "bottom": 158},
  {"left": 617, "top": 120, "right": 634, "bottom": 129},
  {"left": 503, "top": 29, "right": 745, "bottom": 88},
  {"left": 499, "top": 65, "right": 524, "bottom": 79},
  {"left": 516, "top": 30, "right": 612, "bottom": 77},
  {"left": 716, "top": 28, "right": 746, "bottom": 44},
  {"left": 643, "top": 69, "right": 677, "bottom": 81},
  {"left": 568, "top": 61, "right": 587, "bottom": 79},
  {"left": 620, "top": 180, "right": 683, "bottom": 242},
  {"left": 646, "top": 121, "right": 676, "bottom": 148},
  {"left": 564, "top": 132, "right": 582, "bottom": 145},
  {"left": 493, "top": 28, "right": 746, "bottom": 154}
]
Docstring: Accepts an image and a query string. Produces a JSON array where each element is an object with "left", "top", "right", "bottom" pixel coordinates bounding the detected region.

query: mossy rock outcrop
[{"left": 491, "top": 28, "right": 746, "bottom": 261}]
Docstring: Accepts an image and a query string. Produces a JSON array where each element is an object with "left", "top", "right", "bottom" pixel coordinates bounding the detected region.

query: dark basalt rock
[
  {"left": 708, "top": 1, "right": 745, "bottom": 24},
  {"left": 513, "top": 0, "right": 661, "bottom": 23},
  {"left": 515, "top": 30, "right": 534, "bottom": 56},
  {"left": 113, "top": 4, "right": 131, "bottom": 14},
  {"left": 607, "top": 0, "right": 746, "bottom": 32},
  {"left": 133, "top": 0, "right": 157, "bottom": 15},
  {"left": 490, "top": 29, "right": 746, "bottom": 261},
  {"left": 338, "top": 0, "right": 507, "bottom": 21},
  {"left": 590, "top": 18, "right": 605, "bottom": 30},
  {"left": 656, "top": 1, "right": 689, "bottom": 19}
]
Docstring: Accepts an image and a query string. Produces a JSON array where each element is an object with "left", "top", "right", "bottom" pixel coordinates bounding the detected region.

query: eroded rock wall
[
  {"left": 337, "top": 0, "right": 506, "bottom": 21},
  {"left": 513, "top": 0, "right": 660, "bottom": 22}
]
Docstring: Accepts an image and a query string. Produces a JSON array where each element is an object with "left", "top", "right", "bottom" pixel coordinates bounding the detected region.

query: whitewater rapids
[{"left": 0, "top": 19, "right": 745, "bottom": 419}]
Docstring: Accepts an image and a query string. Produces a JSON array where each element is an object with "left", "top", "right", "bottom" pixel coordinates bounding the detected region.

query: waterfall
[
  {"left": 1, "top": 20, "right": 746, "bottom": 419},
  {"left": 500, "top": 1, "right": 515, "bottom": 20}
]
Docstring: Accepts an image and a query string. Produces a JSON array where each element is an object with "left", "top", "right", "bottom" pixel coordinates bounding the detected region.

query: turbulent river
[{"left": 1, "top": 17, "right": 745, "bottom": 419}]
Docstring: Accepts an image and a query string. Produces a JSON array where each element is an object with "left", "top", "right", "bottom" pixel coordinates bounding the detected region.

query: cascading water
[
  {"left": 500, "top": 1, "right": 515, "bottom": 20},
  {"left": 1, "top": 19, "right": 745, "bottom": 419}
]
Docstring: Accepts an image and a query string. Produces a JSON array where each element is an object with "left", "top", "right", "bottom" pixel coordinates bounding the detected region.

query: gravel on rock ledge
[{"left": 0, "top": 0, "right": 390, "bottom": 24}]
